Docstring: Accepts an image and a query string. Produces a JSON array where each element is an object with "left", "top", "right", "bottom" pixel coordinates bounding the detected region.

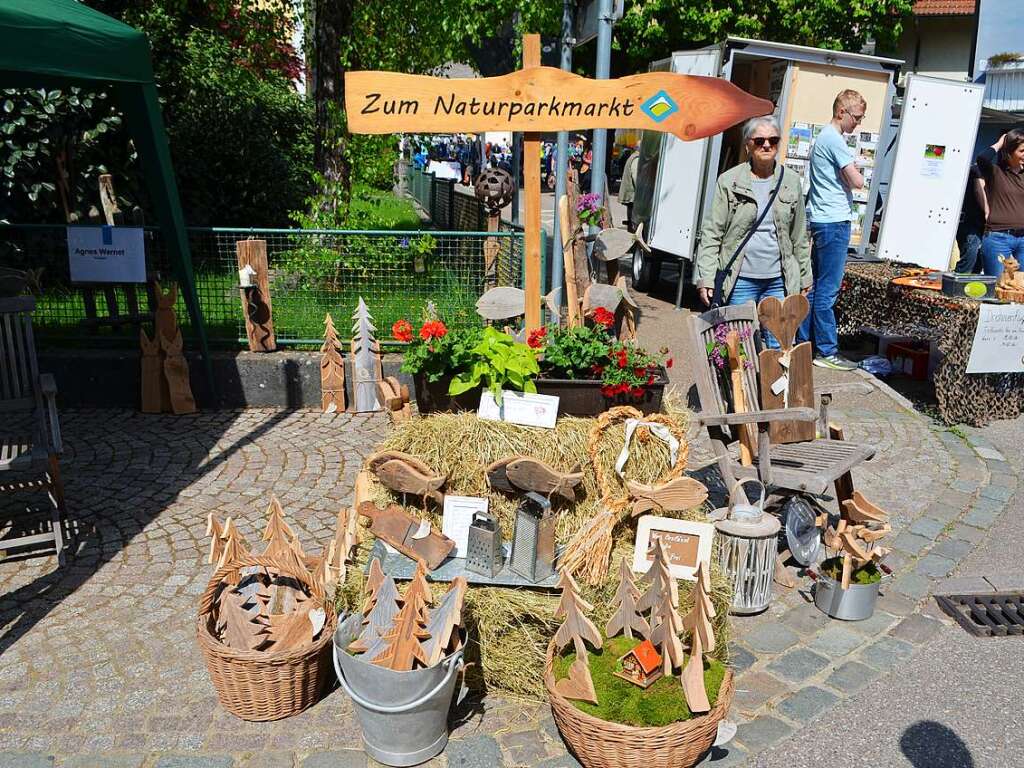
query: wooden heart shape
[
  {"left": 757, "top": 294, "right": 809, "bottom": 351},
  {"left": 554, "top": 657, "right": 598, "bottom": 704}
]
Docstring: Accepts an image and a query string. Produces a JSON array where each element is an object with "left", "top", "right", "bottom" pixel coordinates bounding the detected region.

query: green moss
[
  {"left": 821, "top": 556, "right": 882, "bottom": 585},
  {"left": 552, "top": 635, "right": 726, "bottom": 727}
]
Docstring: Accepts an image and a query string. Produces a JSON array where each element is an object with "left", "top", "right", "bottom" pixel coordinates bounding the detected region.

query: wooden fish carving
[
  {"left": 476, "top": 286, "right": 561, "bottom": 321},
  {"left": 591, "top": 222, "right": 651, "bottom": 263},
  {"left": 357, "top": 501, "right": 455, "bottom": 570},
  {"left": 487, "top": 455, "right": 582, "bottom": 502},
  {"left": 373, "top": 460, "right": 445, "bottom": 505},
  {"left": 627, "top": 477, "right": 709, "bottom": 517},
  {"left": 368, "top": 450, "right": 434, "bottom": 476}
]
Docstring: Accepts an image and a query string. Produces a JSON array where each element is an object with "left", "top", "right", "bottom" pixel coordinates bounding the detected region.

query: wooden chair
[
  {"left": 1, "top": 296, "right": 68, "bottom": 564},
  {"left": 683, "top": 303, "right": 875, "bottom": 501}
]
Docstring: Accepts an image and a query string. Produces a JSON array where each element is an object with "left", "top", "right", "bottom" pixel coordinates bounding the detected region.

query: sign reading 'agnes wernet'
[{"left": 345, "top": 66, "right": 773, "bottom": 141}]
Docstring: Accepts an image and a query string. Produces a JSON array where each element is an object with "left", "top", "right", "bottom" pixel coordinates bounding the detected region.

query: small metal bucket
[
  {"left": 812, "top": 572, "right": 880, "bottom": 621},
  {"left": 333, "top": 614, "right": 466, "bottom": 766}
]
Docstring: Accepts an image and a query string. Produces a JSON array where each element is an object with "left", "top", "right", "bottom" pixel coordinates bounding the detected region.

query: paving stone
[
  {"left": 778, "top": 604, "right": 831, "bottom": 637},
  {"left": 62, "top": 758, "right": 144, "bottom": 768},
  {"left": 881, "top": 550, "right": 911, "bottom": 575},
  {"left": 808, "top": 625, "right": 864, "bottom": 657},
  {"left": 970, "top": 497, "right": 1005, "bottom": 513},
  {"left": 238, "top": 755, "right": 295, "bottom": 768},
  {"left": 695, "top": 744, "right": 749, "bottom": 767},
  {"left": 908, "top": 517, "right": 945, "bottom": 540},
  {"left": 776, "top": 685, "right": 839, "bottom": 723},
  {"left": 499, "top": 730, "right": 550, "bottom": 765},
  {"left": 446, "top": 735, "right": 505, "bottom": 768},
  {"left": 972, "top": 445, "right": 1005, "bottom": 461},
  {"left": 824, "top": 660, "right": 881, "bottom": 694},
  {"left": 845, "top": 609, "right": 899, "bottom": 636},
  {"left": 963, "top": 506, "right": 1001, "bottom": 529},
  {"left": 892, "top": 532, "right": 931, "bottom": 556},
  {"left": 925, "top": 502, "right": 963, "bottom": 524},
  {"left": 934, "top": 576, "right": 994, "bottom": 594},
  {"left": 950, "top": 480, "right": 980, "bottom": 494},
  {"left": 890, "top": 613, "right": 944, "bottom": 645},
  {"left": 932, "top": 538, "right": 972, "bottom": 561},
  {"left": 988, "top": 473, "right": 1017, "bottom": 488},
  {"left": 980, "top": 484, "right": 1013, "bottom": 501},
  {"left": 727, "top": 644, "right": 756, "bottom": 673},
  {"left": 153, "top": 758, "right": 235, "bottom": 768},
  {"left": 766, "top": 649, "right": 829, "bottom": 682},
  {"left": 892, "top": 574, "right": 932, "bottom": 600},
  {"left": 732, "top": 670, "right": 788, "bottom": 713},
  {"left": 535, "top": 756, "right": 583, "bottom": 768},
  {"left": 741, "top": 624, "right": 799, "bottom": 654},
  {"left": 946, "top": 524, "right": 986, "bottom": 544},
  {"left": 859, "top": 637, "right": 916, "bottom": 671},
  {"left": 735, "top": 716, "right": 793, "bottom": 752},
  {"left": 984, "top": 574, "right": 1024, "bottom": 591},
  {"left": 914, "top": 554, "right": 956, "bottom": 578},
  {"left": 298, "top": 751, "right": 366, "bottom": 768},
  {"left": 0, "top": 755, "right": 54, "bottom": 768}
]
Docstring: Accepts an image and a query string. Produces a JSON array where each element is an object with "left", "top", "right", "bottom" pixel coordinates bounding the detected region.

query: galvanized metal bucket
[
  {"left": 812, "top": 572, "right": 880, "bottom": 621},
  {"left": 333, "top": 614, "right": 466, "bottom": 767}
]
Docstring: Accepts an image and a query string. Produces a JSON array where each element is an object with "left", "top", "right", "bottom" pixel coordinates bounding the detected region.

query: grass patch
[
  {"left": 820, "top": 556, "right": 882, "bottom": 585},
  {"left": 347, "top": 186, "right": 422, "bottom": 230},
  {"left": 552, "top": 635, "right": 726, "bottom": 727}
]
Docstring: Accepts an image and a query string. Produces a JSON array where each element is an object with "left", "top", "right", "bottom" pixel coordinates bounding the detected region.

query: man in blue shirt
[{"left": 798, "top": 89, "right": 867, "bottom": 370}]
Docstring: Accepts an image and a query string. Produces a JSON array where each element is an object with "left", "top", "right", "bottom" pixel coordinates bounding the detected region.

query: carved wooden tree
[
  {"left": 262, "top": 495, "right": 297, "bottom": 560},
  {"left": 404, "top": 561, "right": 435, "bottom": 610},
  {"left": 680, "top": 562, "right": 716, "bottom": 713},
  {"left": 321, "top": 312, "right": 347, "bottom": 413},
  {"left": 605, "top": 558, "right": 650, "bottom": 640},
  {"left": 217, "top": 517, "right": 251, "bottom": 570},
  {"left": 553, "top": 570, "right": 603, "bottom": 658},
  {"left": 649, "top": 579, "right": 686, "bottom": 677},
  {"left": 638, "top": 537, "right": 678, "bottom": 614},
  {"left": 351, "top": 574, "right": 402, "bottom": 653},
  {"left": 362, "top": 557, "right": 386, "bottom": 613},
  {"left": 350, "top": 297, "right": 383, "bottom": 413},
  {"left": 218, "top": 588, "right": 271, "bottom": 650},
  {"left": 207, "top": 513, "right": 225, "bottom": 565},
  {"left": 371, "top": 592, "right": 432, "bottom": 671}
]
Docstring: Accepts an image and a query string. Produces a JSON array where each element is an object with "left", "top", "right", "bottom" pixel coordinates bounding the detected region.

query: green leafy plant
[
  {"left": 820, "top": 556, "right": 882, "bottom": 585},
  {"left": 601, "top": 341, "right": 668, "bottom": 398},
  {"left": 538, "top": 324, "right": 612, "bottom": 380},
  {"left": 449, "top": 326, "right": 540, "bottom": 404},
  {"left": 396, "top": 317, "right": 483, "bottom": 383}
]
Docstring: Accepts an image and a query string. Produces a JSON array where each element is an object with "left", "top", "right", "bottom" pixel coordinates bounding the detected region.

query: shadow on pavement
[{"left": 900, "top": 720, "right": 975, "bottom": 768}]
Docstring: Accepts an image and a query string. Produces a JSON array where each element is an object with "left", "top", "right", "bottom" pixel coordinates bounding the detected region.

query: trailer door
[{"left": 641, "top": 48, "right": 720, "bottom": 260}]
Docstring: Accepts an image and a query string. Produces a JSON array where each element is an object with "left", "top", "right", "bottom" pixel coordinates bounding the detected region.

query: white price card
[
  {"left": 966, "top": 303, "right": 1024, "bottom": 374},
  {"left": 478, "top": 390, "right": 559, "bottom": 429},
  {"left": 441, "top": 495, "right": 489, "bottom": 557}
]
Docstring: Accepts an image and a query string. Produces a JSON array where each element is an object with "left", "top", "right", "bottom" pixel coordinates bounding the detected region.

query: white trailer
[{"left": 630, "top": 37, "right": 902, "bottom": 306}]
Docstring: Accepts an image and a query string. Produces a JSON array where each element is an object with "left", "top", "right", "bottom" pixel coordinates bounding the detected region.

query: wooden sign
[
  {"left": 633, "top": 517, "right": 715, "bottom": 582},
  {"left": 346, "top": 67, "right": 772, "bottom": 141}
]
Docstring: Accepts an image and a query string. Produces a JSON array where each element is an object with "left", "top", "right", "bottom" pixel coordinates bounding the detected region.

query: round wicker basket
[
  {"left": 543, "top": 640, "right": 734, "bottom": 768},
  {"left": 196, "top": 553, "right": 337, "bottom": 721}
]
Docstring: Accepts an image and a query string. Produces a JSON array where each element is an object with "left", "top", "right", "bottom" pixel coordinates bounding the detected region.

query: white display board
[
  {"left": 67, "top": 226, "right": 146, "bottom": 283},
  {"left": 876, "top": 76, "right": 985, "bottom": 271},
  {"left": 966, "top": 303, "right": 1024, "bottom": 374}
]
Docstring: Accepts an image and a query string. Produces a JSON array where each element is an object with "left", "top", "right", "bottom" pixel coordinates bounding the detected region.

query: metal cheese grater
[
  {"left": 509, "top": 492, "right": 556, "bottom": 582},
  {"left": 465, "top": 511, "right": 504, "bottom": 578}
]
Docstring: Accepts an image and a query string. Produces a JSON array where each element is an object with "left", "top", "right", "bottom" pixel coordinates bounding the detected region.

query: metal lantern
[
  {"left": 465, "top": 512, "right": 504, "bottom": 578},
  {"left": 713, "top": 480, "right": 781, "bottom": 615},
  {"left": 509, "top": 492, "right": 556, "bottom": 583},
  {"left": 473, "top": 168, "right": 515, "bottom": 215}
]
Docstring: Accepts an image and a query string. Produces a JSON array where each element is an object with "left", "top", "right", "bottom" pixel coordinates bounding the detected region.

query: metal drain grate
[{"left": 936, "top": 592, "right": 1024, "bottom": 637}]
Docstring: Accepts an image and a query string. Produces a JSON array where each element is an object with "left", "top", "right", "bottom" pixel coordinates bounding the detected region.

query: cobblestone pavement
[{"left": 0, "top": 382, "right": 1015, "bottom": 767}]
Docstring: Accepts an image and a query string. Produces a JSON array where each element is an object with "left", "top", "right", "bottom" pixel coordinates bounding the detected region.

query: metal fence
[
  {"left": 2, "top": 224, "right": 524, "bottom": 347},
  {"left": 406, "top": 165, "right": 488, "bottom": 232}
]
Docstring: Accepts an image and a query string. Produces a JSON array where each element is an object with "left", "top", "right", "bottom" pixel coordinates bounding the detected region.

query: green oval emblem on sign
[{"left": 964, "top": 281, "right": 987, "bottom": 298}]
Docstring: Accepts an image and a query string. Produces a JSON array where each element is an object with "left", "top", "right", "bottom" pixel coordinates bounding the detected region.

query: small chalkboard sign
[{"left": 632, "top": 516, "right": 715, "bottom": 582}]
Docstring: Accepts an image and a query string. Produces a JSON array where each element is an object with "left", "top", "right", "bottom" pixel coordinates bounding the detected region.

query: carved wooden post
[
  {"left": 523, "top": 33, "right": 542, "bottom": 332},
  {"left": 236, "top": 239, "right": 276, "bottom": 352}
]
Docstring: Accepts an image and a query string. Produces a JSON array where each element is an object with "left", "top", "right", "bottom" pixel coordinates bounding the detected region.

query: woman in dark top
[{"left": 977, "top": 129, "right": 1024, "bottom": 275}]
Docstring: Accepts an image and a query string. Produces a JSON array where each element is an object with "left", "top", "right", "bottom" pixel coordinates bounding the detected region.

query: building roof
[
  {"left": 625, "top": 640, "right": 662, "bottom": 674},
  {"left": 913, "top": 0, "right": 975, "bottom": 16}
]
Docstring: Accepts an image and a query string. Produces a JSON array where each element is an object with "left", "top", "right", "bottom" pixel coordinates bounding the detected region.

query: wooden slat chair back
[
  {"left": 683, "top": 302, "right": 875, "bottom": 500},
  {"left": 0, "top": 295, "right": 68, "bottom": 563}
]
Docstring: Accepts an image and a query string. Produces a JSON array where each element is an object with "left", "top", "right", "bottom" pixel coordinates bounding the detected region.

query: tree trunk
[{"left": 309, "top": 0, "right": 353, "bottom": 209}]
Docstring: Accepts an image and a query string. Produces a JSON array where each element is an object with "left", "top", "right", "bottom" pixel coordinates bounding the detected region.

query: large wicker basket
[
  {"left": 196, "top": 553, "right": 337, "bottom": 721},
  {"left": 544, "top": 640, "right": 734, "bottom": 768}
]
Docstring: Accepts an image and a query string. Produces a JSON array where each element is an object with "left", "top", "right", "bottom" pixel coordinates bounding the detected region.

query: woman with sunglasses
[{"left": 697, "top": 115, "right": 811, "bottom": 347}]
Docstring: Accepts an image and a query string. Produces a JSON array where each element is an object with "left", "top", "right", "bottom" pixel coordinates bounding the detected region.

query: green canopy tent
[{"left": 0, "top": 0, "right": 213, "bottom": 393}]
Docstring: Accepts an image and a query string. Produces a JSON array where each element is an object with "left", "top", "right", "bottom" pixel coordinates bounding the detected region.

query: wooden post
[
  {"left": 523, "top": 33, "right": 542, "bottom": 332},
  {"left": 236, "top": 239, "right": 276, "bottom": 352}
]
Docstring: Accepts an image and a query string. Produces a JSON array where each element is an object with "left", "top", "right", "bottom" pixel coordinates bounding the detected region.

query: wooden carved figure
[
  {"left": 614, "top": 638, "right": 663, "bottom": 688},
  {"left": 486, "top": 455, "right": 583, "bottom": 502},
  {"left": 423, "top": 576, "right": 468, "bottom": 665},
  {"left": 159, "top": 328, "right": 197, "bottom": 415},
  {"left": 605, "top": 557, "right": 650, "bottom": 640},
  {"left": 649, "top": 574, "right": 687, "bottom": 677},
  {"left": 627, "top": 477, "right": 709, "bottom": 517},
  {"left": 371, "top": 591, "right": 432, "bottom": 671},
  {"left": 377, "top": 376, "right": 412, "bottom": 422},
  {"left": 218, "top": 588, "right": 272, "bottom": 651},
  {"left": 680, "top": 562, "right": 716, "bottom": 713},
  {"left": 139, "top": 329, "right": 167, "bottom": 413},
  {"left": 370, "top": 457, "right": 446, "bottom": 505},
  {"left": 362, "top": 557, "right": 386, "bottom": 613},
  {"left": 206, "top": 513, "right": 225, "bottom": 565},
  {"left": 553, "top": 570, "right": 603, "bottom": 658},
  {"left": 321, "top": 313, "right": 347, "bottom": 413},
  {"left": 261, "top": 495, "right": 297, "bottom": 561},
  {"left": 404, "top": 560, "right": 435, "bottom": 610},
  {"left": 217, "top": 517, "right": 251, "bottom": 571},
  {"left": 637, "top": 537, "right": 678, "bottom": 614},
  {"left": 351, "top": 573, "right": 402, "bottom": 654},
  {"left": 153, "top": 281, "right": 180, "bottom": 344},
  {"left": 350, "top": 297, "right": 383, "bottom": 412}
]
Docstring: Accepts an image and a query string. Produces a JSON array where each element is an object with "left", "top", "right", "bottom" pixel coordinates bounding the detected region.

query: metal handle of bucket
[
  {"left": 729, "top": 479, "right": 765, "bottom": 514},
  {"left": 333, "top": 644, "right": 465, "bottom": 714}
]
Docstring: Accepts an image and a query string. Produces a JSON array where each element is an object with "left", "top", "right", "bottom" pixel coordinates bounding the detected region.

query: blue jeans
[
  {"left": 981, "top": 230, "right": 1024, "bottom": 276},
  {"left": 729, "top": 275, "right": 785, "bottom": 349},
  {"left": 955, "top": 226, "right": 983, "bottom": 274},
  {"left": 798, "top": 221, "right": 851, "bottom": 358}
]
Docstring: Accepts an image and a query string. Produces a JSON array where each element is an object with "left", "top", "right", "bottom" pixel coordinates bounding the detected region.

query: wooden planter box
[{"left": 413, "top": 368, "right": 668, "bottom": 417}]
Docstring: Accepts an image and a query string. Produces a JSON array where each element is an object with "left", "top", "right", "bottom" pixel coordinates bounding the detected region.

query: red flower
[
  {"left": 391, "top": 319, "right": 413, "bottom": 343},
  {"left": 592, "top": 307, "right": 615, "bottom": 328},
  {"left": 419, "top": 320, "right": 448, "bottom": 341},
  {"left": 601, "top": 385, "right": 616, "bottom": 398},
  {"left": 634, "top": 367, "right": 646, "bottom": 378},
  {"left": 527, "top": 327, "right": 547, "bottom": 349},
  {"left": 631, "top": 386, "right": 646, "bottom": 398},
  {"left": 666, "top": 357, "right": 673, "bottom": 369},
  {"left": 647, "top": 375, "right": 655, "bottom": 385}
]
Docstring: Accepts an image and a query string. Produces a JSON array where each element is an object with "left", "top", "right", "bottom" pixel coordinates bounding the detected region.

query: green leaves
[
  {"left": 448, "top": 327, "right": 540, "bottom": 405},
  {"left": 540, "top": 324, "right": 614, "bottom": 380}
]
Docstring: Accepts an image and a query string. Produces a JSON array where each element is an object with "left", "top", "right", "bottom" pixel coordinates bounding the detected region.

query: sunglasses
[{"left": 751, "top": 136, "right": 780, "bottom": 148}]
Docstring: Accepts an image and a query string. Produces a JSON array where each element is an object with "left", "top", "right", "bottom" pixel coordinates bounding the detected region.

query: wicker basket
[
  {"left": 196, "top": 553, "right": 337, "bottom": 721},
  {"left": 543, "top": 640, "right": 734, "bottom": 768}
]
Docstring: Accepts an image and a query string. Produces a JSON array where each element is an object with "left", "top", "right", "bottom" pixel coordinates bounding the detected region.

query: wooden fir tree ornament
[
  {"left": 404, "top": 561, "right": 435, "bottom": 610},
  {"left": 637, "top": 537, "right": 678, "bottom": 614},
  {"left": 217, "top": 517, "right": 251, "bottom": 571},
  {"left": 649, "top": 576, "right": 687, "bottom": 677},
  {"left": 262, "top": 495, "right": 297, "bottom": 560},
  {"left": 362, "top": 557, "right": 386, "bottom": 613},
  {"left": 680, "top": 562, "right": 716, "bottom": 713},
  {"left": 321, "top": 312, "right": 347, "bottom": 413},
  {"left": 207, "top": 513, "right": 225, "bottom": 565},
  {"left": 371, "top": 592, "right": 432, "bottom": 671},
  {"left": 330, "top": 505, "right": 360, "bottom": 586},
  {"left": 553, "top": 570, "right": 603, "bottom": 658},
  {"left": 350, "top": 297, "right": 384, "bottom": 413},
  {"left": 351, "top": 574, "right": 402, "bottom": 653},
  {"left": 219, "top": 588, "right": 272, "bottom": 651},
  {"left": 423, "top": 576, "right": 468, "bottom": 665},
  {"left": 605, "top": 557, "right": 650, "bottom": 640}
]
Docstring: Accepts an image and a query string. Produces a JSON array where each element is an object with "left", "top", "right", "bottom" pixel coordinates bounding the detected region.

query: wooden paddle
[
  {"left": 757, "top": 295, "right": 815, "bottom": 444},
  {"left": 725, "top": 330, "right": 756, "bottom": 466}
]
